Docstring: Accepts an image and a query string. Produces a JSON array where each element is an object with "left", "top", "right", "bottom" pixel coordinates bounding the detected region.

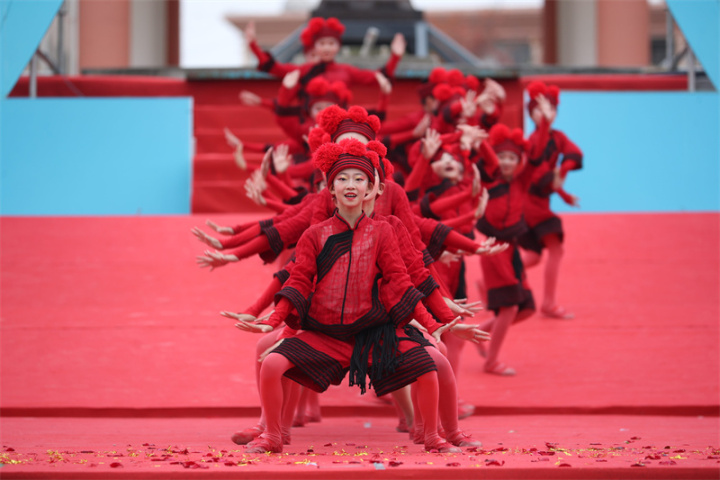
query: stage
[{"left": 1, "top": 212, "right": 719, "bottom": 479}]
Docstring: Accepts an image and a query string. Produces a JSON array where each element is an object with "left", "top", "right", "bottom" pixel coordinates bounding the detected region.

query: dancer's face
[
  {"left": 431, "top": 152, "right": 464, "bottom": 182},
  {"left": 530, "top": 105, "right": 556, "bottom": 125},
  {"left": 310, "top": 101, "right": 334, "bottom": 120},
  {"left": 315, "top": 37, "right": 340, "bottom": 62},
  {"left": 330, "top": 168, "right": 371, "bottom": 209},
  {"left": 497, "top": 151, "right": 520, "bottom": 178},
  {"left": 304, "top": 48, "right": 320, "bottom": 64}
]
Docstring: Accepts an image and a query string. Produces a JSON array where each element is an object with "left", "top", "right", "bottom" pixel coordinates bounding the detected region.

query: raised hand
[
  {"left": 536, "top": 93, "right": 555, "bottom": 124},
  {"left": 282, "top": 70, "right": 301, "bottom": 90},
  {"left": 375, "top": 71, "right": 392, "bottom": 95},
  {"left": 272, "top": 143, "right": 291, "bottom": 174},
  {"left": 460, "top": 90, "right": 478, "bottom": 121},
  {"left": 412, "top": 113, "right": 431, "bottom": 139},
  {"left": 244, "top": 178, "right": 267, "bottom": 207},
  {"left": 239, "top": 90, "right": 262, "bottom": 106},
  {"left": 206, "top": 219, "right": 234, "bottom": 235},
  {"left": 474, "top": 187, "right": 489, "bottom": 219},
  {"left": 390, "top": 32, "right": 407, "bottom": 57},
  {"left": 191, "top": 227, "right": 222, "bottom": 249},
  {"left": 260, "top": 147, "right": 273, "bottom": 179},
  {"left": 421, "top": 128, "right": 442, "bottom": 160},
  {"left": 244, "top": 21, "right": 256, "bottom": 45},
  {"left": 224, "top": 127, "right": 241, "bottom": 147}
]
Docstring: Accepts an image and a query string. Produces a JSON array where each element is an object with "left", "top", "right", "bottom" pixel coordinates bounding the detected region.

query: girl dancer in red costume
[
  {"left": 232, "top": 138, "right": 471, "bottom": 454},
  {"left": 520, "top": 81, "right": 582, "bottom": 320},
  {"left": 473, "top": 124, "right": 545, "bottom": 376},
  {"left": 245, "top": 18, "right": 404, "bottom": 103}
]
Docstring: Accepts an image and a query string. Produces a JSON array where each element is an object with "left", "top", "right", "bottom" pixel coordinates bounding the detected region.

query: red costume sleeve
[
  {"left": 427, "top": 188, "right": 473, "bottom": 216},
  {"left": 412, "top": 302, "right": 443, "bottom": 334},
  {"left": 443, "top": 228, "right": 481, "bottom": 252},
  {"left": 261, "top": 296, "right": 295, "bottom": 329},
  {"left": 230, "top": 220, "right": 260, "bottom": 234},
  {"left": 381, "top": 53, "right": 401, "bottom": 79},
  {"left": 477, "top": 140, "right": 499, "bottom": 177},
  {"left": 220, "top": 222, "right": 262, "bottom": 249},
  {"left": 404, "top": 139, "right": 432, "bottom": 194},
  {"left": 556, "top": 187, "right": 575, "bottom": 205},
  {"left": 556, "top": 131, "right": 584, "bottom": 172},
  {"left": 379, "top": 111, "right": 423, "bottom": 135},
  {"left": 528, "top": 118, "right": 551, "bottom": 163},
  {"left": 245, "top": 276, "right": 283, "bottom": 317},
  {"left": 285, "top": 160, "right": 316, "bottom": 180},
  {"left": 374, "top": 222, "right": 429, "bottom": 328},
  {"left": 423, "top": 288, "right": 456, "bottom": 324},
  {"left": 266, "top": 173, "right": 300, "bottom": 201},
  {"left": 274, "top": 227, "right": 320, "bottom": 326},
  {"left": 249, "top": 40, "right": 298, "bottom": 78},
  {"left": 262, "top": 196, "right": 288, "bottom": 214}
]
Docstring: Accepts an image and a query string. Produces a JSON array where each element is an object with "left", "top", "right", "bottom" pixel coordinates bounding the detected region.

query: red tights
[{"left": 521, "top": 233, "right": 564, "bottom": 311}]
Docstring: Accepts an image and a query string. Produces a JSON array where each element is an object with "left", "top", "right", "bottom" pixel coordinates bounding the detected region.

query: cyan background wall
[
  {"left": 0, "top": 98, "right": 193, "bottom": 215},
  {"left": 528, "top": 91, "right": 720, "bottom": 213}
]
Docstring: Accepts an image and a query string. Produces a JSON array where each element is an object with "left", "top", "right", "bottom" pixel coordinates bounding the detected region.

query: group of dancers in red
[{"left": 192, "top": 17, "right": 583, "bottom": 454}]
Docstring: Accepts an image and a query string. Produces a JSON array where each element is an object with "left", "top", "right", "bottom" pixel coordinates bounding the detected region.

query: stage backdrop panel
[
  {"left": 0, "top": 0, "right": 63, "bottom": 98},
  {"left": 0, "top": 97, "right": 193, "bottom": 215},
  {"left": 526, "top": 91, "right": 720, "bottom": 213}
]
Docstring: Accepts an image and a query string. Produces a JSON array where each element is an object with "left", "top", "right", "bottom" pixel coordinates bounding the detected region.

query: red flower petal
[{"left": 110, "top": 462, "right": 123, "bottom": 468}]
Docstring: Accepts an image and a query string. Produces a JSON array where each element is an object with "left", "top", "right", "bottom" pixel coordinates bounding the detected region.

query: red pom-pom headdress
[
  {"left": 300, "top": 17, "right": 345, "bottom": 48},
  {"left": 307, "top": 127, "right": 331, "bottom": 153},
  {"left": 526, "top": 80, "right": 560, "bottom": 113},
  {"left": 313, "top": 138, "right": 380, "bottom": 186},
  {"left": 305, "top": 77, "right": 352, "bottom": 109},
  {"left": 317, "top": 105, "right": 381, "bottom": 142},
  {"left": 418, "top": 67, "right": 449, "bottom": 99},
  {"left": 488, "top": 124, "right": 529, "bottom": 158}
]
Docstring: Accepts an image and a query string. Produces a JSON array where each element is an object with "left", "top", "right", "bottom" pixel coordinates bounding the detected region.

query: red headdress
[
  {"left": 488, "top": 124, "right": 529, "bottom": 158},
  {"left": 526, "top": 80, "right": 560, "bottom": 113},
  {"left": 317, "top": 105, "right": 381, "bottom": 143},
  {"left": 305, "top": 77, "right": 352, "bottom": 109},
  {"left": 313, "top": 137, "right": 380, "bottom": 186},
  {"left": 307, "top": 126, "right": 331, "bottom": 153},
  {"left": 300, "top": 17, "right": 345, "bottom": 48},
  {"left": 365, "top": 140, "right": 393, "bottom": 182},
  {"left": 417, "top": 67, "right": 449, "bottom": 99}
]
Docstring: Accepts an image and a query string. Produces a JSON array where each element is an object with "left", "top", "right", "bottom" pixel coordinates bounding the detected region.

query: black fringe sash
[{"left": 348, "top": 322, "right": 400, "bottom": 395}]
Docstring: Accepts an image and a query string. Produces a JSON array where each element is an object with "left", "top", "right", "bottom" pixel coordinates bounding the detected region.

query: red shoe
[
  {"left": 541, "top": 305, "right": 574, "bottom": 320},
  {"left": 425, "top": 438, "right": 462, "bottom": 453},
  {"left": 458, "top": 400, "right": 475, "bottom": 420},
  {"left": 231, "top": 426, "right": 263, "bottom": 445},
  {"left": 446, "top": 430, "right": 482, "bottom": 447},
  {"left": 245, "top": 434, "right": 283, "bottom": 454},
  {"left": 292, "top": 415, "right": 306, "bottom": 427},
  {"left": 484, "top": 361, "right": 516, "bottom": 376}
]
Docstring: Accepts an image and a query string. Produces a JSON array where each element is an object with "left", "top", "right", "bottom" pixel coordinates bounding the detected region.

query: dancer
[
  {"left": 520, "top": 81, "right": 583, "bottom": 319},
  {"left": 473, "top": 124, "right": 542, "bottom": 375},
  {"left": 236, "top": 138, "right": 463, "bottom": 453}
]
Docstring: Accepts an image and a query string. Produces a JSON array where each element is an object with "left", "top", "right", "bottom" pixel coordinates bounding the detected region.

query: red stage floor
[{"left": 1, "top": 213, "right": 719, "bottom": 478}]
